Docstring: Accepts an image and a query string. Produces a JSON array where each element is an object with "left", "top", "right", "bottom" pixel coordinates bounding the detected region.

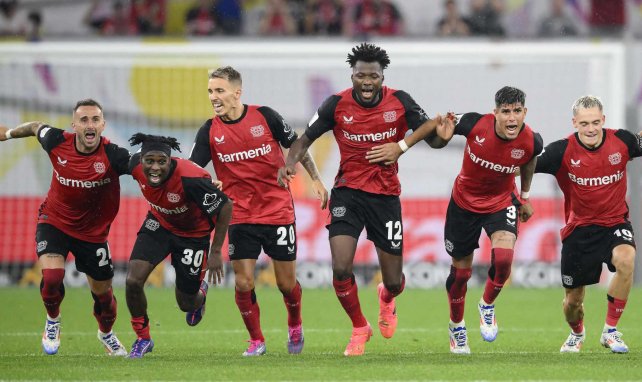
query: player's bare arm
[
  {"left": 366, "top": 114, "right": 443, "bottom": 165},
  {"left": 299, "top": 150, "right": 329, "bottom": 209},
  {"left": 517, "top": 155, "right": 537, "bottom": 222},
  {"left": 0, "top": 121, "right": 44, "bottom": 141},
  {"left": 278, "top": 133, "right": 314, "bottom": 187},
  {"left": 207, "top": 200, "right": 233, "bottom": 285},
  {"left": 427, "top": 112, "right": 456, "bottom": 148}
]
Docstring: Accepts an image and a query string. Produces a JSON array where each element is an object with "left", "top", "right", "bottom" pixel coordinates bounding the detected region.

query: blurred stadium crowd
[{"left": 0, "top": 0, "right": 641, "bottom": 42}]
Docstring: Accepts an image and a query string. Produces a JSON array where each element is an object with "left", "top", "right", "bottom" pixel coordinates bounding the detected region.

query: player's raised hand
[
  {"left": 437, "top": 112, "right": 456, "bottom": 141},
  {"left": 206, "top": 248, "right": 225, "bottom": 285},
  {"left": 366, "top": 142, "right": 403, "bottom": 165},
  {"left": 518, "top": 201, "right": 534, "bottom": 223},
  {"left": 277, "top": 165, "right": 296, "bottom": 187},
  {"left": 311, "top": 179, "right": 328, "bottom": 209},
  {"left": 0, "top": 125, "right": 10, "bottom": 142}
]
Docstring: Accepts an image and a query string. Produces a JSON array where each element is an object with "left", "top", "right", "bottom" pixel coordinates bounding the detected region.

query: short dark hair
[
  {"left": 495, "top": 86, "right": 526, "bottom": 107},
  {"left": 74, "top": 98, "right": 103, "bottom": 113},
  {"left": 129, "top": 132, "right": 181, "bottom": 156},
  {"left": 346, "top": 43, "right": 390, "bottom": 70},
  {"left": 209, "top": 66, "right": 242, "bottom": 85}
]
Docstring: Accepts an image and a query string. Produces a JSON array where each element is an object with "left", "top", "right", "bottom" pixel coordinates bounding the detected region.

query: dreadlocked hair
[
  {"left": 346, "top": 43, "right": 390, "bottom": 69},
  {"left": 129, "top": 133, "right": 182, "bottom": 152}
]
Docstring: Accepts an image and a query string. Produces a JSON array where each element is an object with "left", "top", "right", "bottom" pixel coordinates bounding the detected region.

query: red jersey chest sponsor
[
  {"left": 333, "top": 87, "right": 408, "bottom": 195},
  {"left": 133, "top": 159, "right": 213, "bottom": 237},
  {"left": 558, "top": 130, "right": 630, "bottom": 239},
  {"left": 453, "top": 115, "right": 535, "bottom": 213},
  {"left": 208, "top": 105, "right": 294, "bottom": 225},
  {"left": 40, "top": 133, "right": 120, "bottom": 242}
]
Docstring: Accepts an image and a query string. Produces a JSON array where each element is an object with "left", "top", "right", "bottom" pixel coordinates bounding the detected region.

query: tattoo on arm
[
  {"left": 12, "top": 121, "right": 43, "bottom": 138},
  {"left": 300, "top": 151, "right": 320, "bottom": 181}
]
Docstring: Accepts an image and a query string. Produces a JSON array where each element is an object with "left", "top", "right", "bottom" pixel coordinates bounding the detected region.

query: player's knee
[
  {"left": 445, "top": 266, "right": 472, "bottom": 291},
  {"left": 276, "top": 279, "right": 295, "bottom": 295},
  {"left": 41, "top": 268, "right": 65, "bottom": 292},
  {"left": 332, "top": 264, "right": 353, "bottom": 281},
  {"left": 125, "top": 275, "right": 145, "bottom": 292},
  {"left": 234, "top": 277, "right": 255, "bottom": 292},
  {"left": 491, "top": 248, "right": 514, "bottom": 283},
  {"left": 382, "top": 279, "right": 403, "bottom": 295},
  {"left": 612, "top": 248, "right": 635, "bottom": 276}
]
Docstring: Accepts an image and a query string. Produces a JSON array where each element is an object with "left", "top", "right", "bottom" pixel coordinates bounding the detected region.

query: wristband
[
  {"left": 398, "top": 139, "right": 409, "bottom": 153},
  {"left": 520, "top": 191, "right": 530, "bottom": 200},
  {"left": 5, "top": 129, "right": 12, "bottom": 140}
]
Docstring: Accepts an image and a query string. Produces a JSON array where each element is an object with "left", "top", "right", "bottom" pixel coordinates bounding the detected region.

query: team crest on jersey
[
  {"left": 250, "top": 125, "right": 265, "bottom": 138},
  {"left": 570, "top": 159, "right": 581, "bottom": 168},
  {"left": 37, "top": 240, "right": 48, "bottom": 253},
  {"left": 93, "top": 162, "right": 106, "bottom": 173},
  {"left": 343, "top": 115, "right": 354, "bottom": 125},
  {"left": 167, "top": 192, "right": 180, "bottom": 203},
  {"left": 214, "top": 135, "right": 225, "bottom": 144},
  {"left": 145, "top": 219, "right": 160, "bottom": 231},
  {"left": 474, "top": 136, "right": 485, "bottom": 146},
  {"left": 383, "top": 111, "right": 397, "bottom": 123},
  {"left": 608, "top": 152, "right": 622, "bottom": 165},
  {"left": 332, "top": 206, "right": 346, "bottom": 217},
  {"left": 511, "top": 148, "right": 525, "bottom": 160}
]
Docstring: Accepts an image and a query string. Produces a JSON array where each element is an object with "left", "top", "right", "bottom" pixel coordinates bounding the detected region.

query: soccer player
[
  {"left": 278, "top": 43, "right": 444, "bottom": 356},
  {"left": 535, "top": 95, "right": 639, "bottom": 354},
  {"left": 190, "top": 66, "right": 327, "bottom": 356},
  {"left": 427, "top": 86, "right": 542, "bottom": 354},
  {"left": 126, "top": 133, "right": 233, "bottom": 358},
  {"left": 0, "top": 99, "right": 129, "bottom": 356}
]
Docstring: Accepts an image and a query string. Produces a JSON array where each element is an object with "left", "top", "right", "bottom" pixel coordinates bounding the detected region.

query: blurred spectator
[
  {"left": 215, "top": 0, "right": 243, "bottom": 35},
  {"left": 101, "top": 1, "right": 136, "bottom": 35},
  {"left": 537, "top": 0, "right": 577, "bottom": 38},
  {"left": 467, "top": 0, "right": 505, "bottom": 37},
  {"left": 0, "top": 0, "right": 26, "bottom": 37},
  {"left": 258, "top": 0, "right": 297, "bottom": 36},
  {"left": 588, "top": 0, "right": 625, "bottom": 37},
  {"left": 131, "top": 0, "right": 165, "bottom": 35},
  {"left": 84, "top": 0, "right": 113, "bottom": 32},
  {"left": 352, "top": 0, "right": 403, "bottom": 38},
  {"left": 25, "top": 9, "right": 41, "bottom": 41},
  {"left": 303, "top": 0, "right": 344, "bottom": 35},
  {"left": 437, "top": 0, "right": 470, "bottom": 37},
  {"left": 185, "top": 0, "right": 221, "bottom": 36}
]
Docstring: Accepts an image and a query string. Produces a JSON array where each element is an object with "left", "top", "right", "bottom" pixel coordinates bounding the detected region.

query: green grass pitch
[{"left": 1, "top": 286, "right": 641, "bottom": 381}]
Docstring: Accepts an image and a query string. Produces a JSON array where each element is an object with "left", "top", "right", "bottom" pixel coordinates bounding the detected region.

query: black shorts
[
  {"left": 327, "top": 187, "right": 403, "bottom": 255},
  {"left": 130, "top": 215, "right": 210, "bottom": 294},
  {"left": 561, "top": 223, "right": 636, "bottom": 288},
  {"left": 444, "top": 197, "right": 520, "bottom": 259},
  {"left": 35, "top": 223, "right": 114, "bottom": 281},
  {"left": 228, "top": 223, "right": 297, "bottom": 261}
]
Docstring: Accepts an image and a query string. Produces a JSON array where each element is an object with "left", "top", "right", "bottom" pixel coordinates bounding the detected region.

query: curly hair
[
  {"left": 129, "top": 132, "right": 181, "bottom": 152},
  {"left": 346, "top": 43, "right": 390, "bottom": 69}
]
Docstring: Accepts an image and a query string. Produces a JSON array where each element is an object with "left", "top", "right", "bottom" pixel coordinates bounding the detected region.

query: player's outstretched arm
[
  {"left": 207, "top": 200, "right": 233, "bottom": 285},
  {"left": 517, "top": 155, "right": 537, "bottom": 222},
  {"left": 366, "top": 114, "right": 444, "bottom": 165},
  {"left": 0, "top": 121, "right": 44, "bottom": 141},
  {"left": 427, "top": 112, "right": 456, "bottom": 148},
  {"left": 278, "top": 133, "right": 314, "bottom": 187},
  {"left": 300, "top": 150, "right": 328, "bottom": 209}
]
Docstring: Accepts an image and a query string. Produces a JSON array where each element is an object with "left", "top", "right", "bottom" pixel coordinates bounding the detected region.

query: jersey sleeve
[
  {"left": 392, "top": 90, "right": 429, "bottom": 131},
  {"left": 454, "top": 113, "right": 483, "bottom": 137},
  {"left": 614, "top": 129, "right": 642, "bottom": 159},
  {"left": 533, "top": 132, "right": 544, "bottom": 157},
  {"left": 257, "top": 106, "right": 298, "bottom": 148},
  {"left": 535, "top": 138, "right": 568, "bottom": 175},
  {"left": 36, "top": 125, "right": 65, "bottom": 153},
  {"left": 304, "top": 95, "right": 340, "bottom": 141},
  {"left": 182, "top": 176, "right": 230, "bottom": 218},
  {"left": 105, "top": 143, "right": 132, "bottom": 175},
  {"left": 189, "top": 119, "right": 213, "bottom": 167}
]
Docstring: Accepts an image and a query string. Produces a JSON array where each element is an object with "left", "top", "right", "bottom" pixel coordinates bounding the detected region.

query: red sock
[
  {"left": 333, "top": 276, "right": 368, "bottom": 328},
  {"left": 282, "top": 282, "right": 302, "bottom": 327},
  {"left": 131, "top": 315, "right": 150, "bottom": 340},
  {"left": 446, "top": 266, "right": 472, "bottom": 323},
  {"left": 380, "top": 274, "right": 406, "bottom": 303},
  {"left": 92, "top": 289, "right": 117, "bottom": 333},
  {"left": 568, "top": 320, "right": 584, "bottom": 334},
  {"left": 235, "top": 289, "right": 264, "bottom": 341},
  {"left": 482, "top": 248, "right": 514, "bottom": 304},
  {"left": 606, "top": 295, "right": 627, "bottom": 327},
  {"left": 40, "top": 269, "right": 65, "bottom": 319}
]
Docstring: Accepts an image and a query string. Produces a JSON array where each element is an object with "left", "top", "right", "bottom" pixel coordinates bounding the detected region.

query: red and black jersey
[
  {"left": 451, "top": 113, "right": 543, "bottom": 213},
  {"left": 36, "top": 125, "right": 130, "bottom": 243},
  {"left": 190, "top": 105, "right": 296, "bottom": 225},
  {"left": 535, "top": 128, "right": 642, "bottom": 240},
  {"left": 305, "top": 86, "right": 429, "bottom": 196},
  {"left": 130, "top": 154, "right": 229, "bottom": 237}
]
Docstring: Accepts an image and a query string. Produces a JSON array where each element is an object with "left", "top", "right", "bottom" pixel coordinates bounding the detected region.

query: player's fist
[
  {"left": 0, "top": 125, "right": 10, "bottom": 141},
  {"left": 277, "top": 165, "right": 296, "bottom": 187}
]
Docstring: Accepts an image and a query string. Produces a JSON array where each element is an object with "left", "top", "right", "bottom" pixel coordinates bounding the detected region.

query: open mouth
[
  {"left": 148, "top": 173, "right": 162, "bottom": 184},
  {"left": 505, "top": 125, "right": 518, "bottom": 134},
  {"left": 85, "top": 131, "right": 96, "bottom": 143},
  {"left": 212, "top": 102, "right": 224, "bottom": 114},
  {"left": 360, "top": 88, "right": 374, "bottom": 99}
]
